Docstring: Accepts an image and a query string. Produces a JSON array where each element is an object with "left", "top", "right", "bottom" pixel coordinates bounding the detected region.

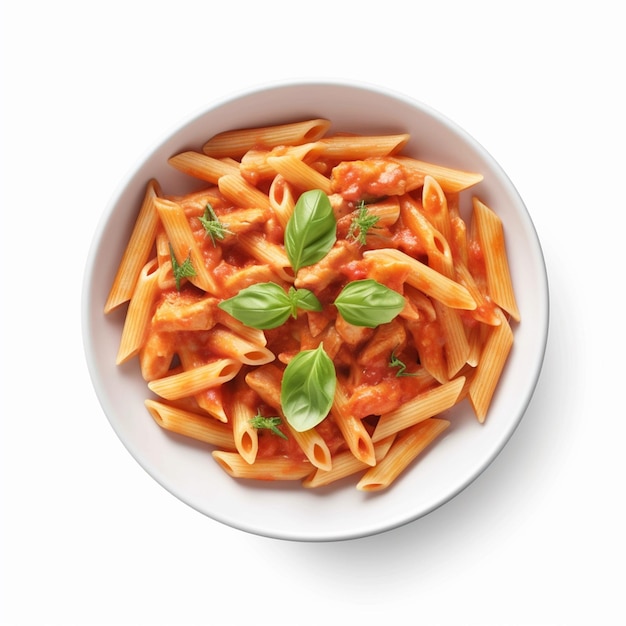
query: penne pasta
[
  {"left": 357, "top": 418, "right": 450, "bottom": 491},
  {"left": 145, "top": 399, "right": 236, "bottom": 449},
  {"left": 363, "top": 248, "right": 476, "bottom": 310},
  {"left": 228, "top": 386, "right": 259, "bottom": 464},
  {"left": 205, "top": 326, "right": 275, "bottom": 366},
  {"left": 105, "top": 179, "right": 161, "bottom": 313},
  {"left": 303, "top": 435, "right": 396, "bottom": 488},
  {"left": 473, "top": 197, "right": 520, "bottom": 322},
  {"left": 147, "top": 358, "right": 242, "bottom": 401},
  {"left": 202, "top": 118, "right": 332, "bottom": 159},
  {"left": 307, "top": 133, "right": 410, "bottom": 160},
  {"left": 154, "top": 197, "right": 219, "bottom": 294},
  {"left": 268, "top": 175, "right": 296, "bottom": 228},
  {"left": 107, "top": 119, "right": 518, "bottom": 489},
  {"left": 116, "top": 258, "right": 160, "bottom": 365},
  {"left": 372, "top": 377, "right": 464, "bottom": 442},
  {"left": 168, "top": 151, "right": 239, "bottom": 184},
  {"left": 212, "top": 451, "right": 312, "bottom": 481},
  {"left": 331, "top": 380, "right": 377, "bottom": 467},
  {"left": 391, "top": 156, "right": 484, "bottom": 193},
  {"left": 266, "top": 154, "right": 333, "bottom": 195},
  {"left": 421, "top": 175, "right": 453, "bottom": 241},
  {"left": 236, "top": 231, "right": 294, "bottom": 282},
  {"left": 218, "top": 173, "right": 273, "bottom": 211},
  {"left": 468, "top": 307, "right": 514, "bottom": 421}
]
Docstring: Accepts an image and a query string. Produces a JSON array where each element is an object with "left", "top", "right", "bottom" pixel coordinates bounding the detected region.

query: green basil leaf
[
  {"left": 334, "top": 279, "right": 405, "bottom": 328},
  {"left": 218, "top": 282, "right": 292, "bottom": 329},
  {"left": 288, "top": 286, "right": 322, "bottom": 314},
  {"left": 281, "top": 344, "right": 336, "bottom": 432},
  {"left": 284, "top": 189, "right": 337, "bottom": 273}
]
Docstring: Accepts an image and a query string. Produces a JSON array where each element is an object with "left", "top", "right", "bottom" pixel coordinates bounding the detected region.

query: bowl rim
[{"left": 82, "top": 78, "right": 549, "bottom": 541}]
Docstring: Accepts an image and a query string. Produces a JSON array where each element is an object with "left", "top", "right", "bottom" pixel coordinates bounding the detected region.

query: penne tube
[
  {"left": 116, "top": 258, "right": 160, "bottom": 365},
  {"left": 105, "top": 179, "right": 161, "bottom": 313},
  {"left": 363, "top": 248, "right": 476, "bottom": 310},
  {"left": 433, "top": 300, "right": 471, "bottom": 378},
  {"left": 303, "top": 435, "right": 396, "bottom": 488},
  {"left": 145, "top": 399, "right": 236, "bottom": 449},
  {"left": 147, "top": 358, "right": 242, "bottom": 400},
  {"left": 236, "top": 231, "right": 294, "bottom": 282},
  {"left": 268, "top": 174, "right": 296, "bottom": 228},
  {"left": 405, "top": 318, "right": 449, "bottom": 384},
  {"left": 365, "top": 196, "right": 401, "bottom": 227},
  {"left": 454, "top": 262, "right": 501, "bottom": 326},
  {"left": 286, "top": 425, "right": 333, "bottom": 472},
  {"left": 468, "top": 308, "right": 514, "bottom": 422},
  {"left": 167, "top": 151, "right": 239, "bottom": 184},
  {"left": 154, "top": 197, "right": 219, "bottom": 294},
  {"left": 391, "top": 156, "right": 484, "bottom": 193},
  {"left": 357, "top": 418, "right": 450, "bottom": 491},
  {"left": 218, "top": 173, "right": 272, "bottom": 211},
  {"left": 307, "top": 133, "right": 410, "bottom": 160},
  {"left": 331, "top": 380, "right": 377, "bottom": 467},
  {"left": 372, "top": 377, "right": 464, "bottom": 442},
  {"left": 421, "top": 175, "right": 452, "bottom": 241},
  {"left": 212, "top": 451, "right": 312, "bottom": 481},
  {"left": 215, "top": 308, "right": 268, "bottom": 346},
  {"left": 266, "top": 154, "right": 333, "bottom": 195},
  {"left": 228, "top": 387, "right": 259, "bottom": 464},
  {"left": 205, "top": 326, "right": 275, "bottom": 366},
  {"left": 202, "top": 118, "right": 332, "bottom": 159},
  {"left": 399, "top": 193, "right": 453, "bottom": 277},
  {"left": 194, "top": 387, "right": 229, "bottom": 423},
  {"left": 447, "top": 194, "right": 470, "bottom": 267},
  {"left": 240, "top": 144, "right": 314, "bottom": 183},
  {"left": 472, "top": 197, "right": 520, "bottom": 322}
]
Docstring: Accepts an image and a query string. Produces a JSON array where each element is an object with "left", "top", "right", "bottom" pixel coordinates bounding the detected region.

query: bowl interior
[{"left": 83, "top": 81, "right": 548, "bottom": 541}]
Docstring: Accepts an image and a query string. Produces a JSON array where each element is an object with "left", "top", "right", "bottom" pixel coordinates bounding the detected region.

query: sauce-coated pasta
[{"left": 106, "top": 120, "right": 519, "bottom": 490}]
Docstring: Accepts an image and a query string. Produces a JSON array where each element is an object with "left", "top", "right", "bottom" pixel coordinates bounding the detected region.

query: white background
[{"left": 1, "top": 2, "right": 624, "bottom": 625}]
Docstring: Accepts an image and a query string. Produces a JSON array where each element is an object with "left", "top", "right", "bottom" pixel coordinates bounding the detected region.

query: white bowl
[{"left": 82, "top": 80, "right": 549, "bottom": 541}]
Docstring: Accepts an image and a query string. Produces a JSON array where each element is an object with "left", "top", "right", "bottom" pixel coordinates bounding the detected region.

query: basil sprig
[
  {"left": 334, "top": 279, "right": 405, "bottom": 328},
  {"left": 284, "top": 189, "right": 337, "bottom": 273},
  {"left": 218, "top": 282, "right": 321, "bottom": 330},
  {"left": 280, "top": 344, "right": 336, "bottom": 432}
]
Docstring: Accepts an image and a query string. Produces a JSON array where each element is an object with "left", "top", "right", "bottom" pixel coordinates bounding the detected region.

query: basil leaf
[
  {"left": 289, "top": 287, "right": 322, "bottom": 314},
  {"left": 281, "top": 344, "right": 336, "bottom": 432},
  {"left": 334, "top": 279, "right": 405, "bottom": 327},
  {"left": 284, "top": 189, "right": 337, "bottom": 273},
  {"left": 218, "top": 282, "right": 292, "bottom": 329},
  {"left": 218, "top": 283, "right": 322, "bottom": 329}
]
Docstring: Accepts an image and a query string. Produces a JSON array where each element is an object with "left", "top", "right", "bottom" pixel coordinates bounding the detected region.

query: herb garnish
[
  {"left": 250, "top": 413, "right": 288, "bottom": 439},
  {"left": 198, "top": 202, "right": 232, "bottom": 246},
  {"left": 389, "top": 348, "right": 419, "bottom": 377},
  {"left": 169, "top": 244, "right": 196, "bottom": 291},
  {"left": 347, "top": 200, "right": 380, "bottom": 246}
]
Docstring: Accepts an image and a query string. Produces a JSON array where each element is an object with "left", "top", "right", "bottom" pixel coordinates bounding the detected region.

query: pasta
[{"left": 106, "top": 119, "right": 519, "bottom": 491}]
